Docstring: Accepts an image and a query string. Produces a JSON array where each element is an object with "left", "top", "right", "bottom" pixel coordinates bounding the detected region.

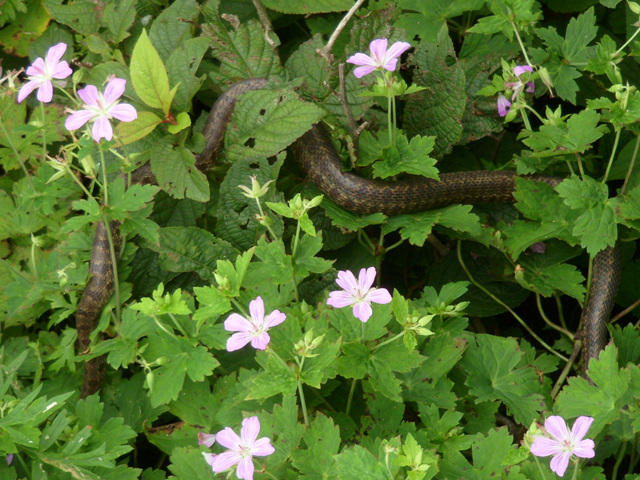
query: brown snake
[{"left": 76, "top": 78, "right": 622, "bottom": 397}]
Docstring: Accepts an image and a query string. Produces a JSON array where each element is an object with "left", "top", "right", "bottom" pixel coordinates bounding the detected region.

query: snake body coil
[{"left": 76, "top": 78, "right": 621, "bottom": 397}]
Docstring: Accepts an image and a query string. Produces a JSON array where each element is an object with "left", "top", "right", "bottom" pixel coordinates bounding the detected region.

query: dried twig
[
  {"left": 252, "top": 0, "right": 278, "bottom": 49},
  {"left": 317, "top": 0, "right": 366, "bottom": 63}
]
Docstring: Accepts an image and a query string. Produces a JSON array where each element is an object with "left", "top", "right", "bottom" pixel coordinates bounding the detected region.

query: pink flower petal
[
  {"left": 353, "top": 65, "right": 377, "bottom": 78},
  {"left": 530, "top": 437, "right": 562, "bottom": 457},
  {"left": 573, "top": 439, "right": 595, "bottom": 459},
  {"left": 103, "top": 78, "right": 126, "bottom": 105},
  {"left": 353, "top": 301, "right": 372, "bottom": 322},
  {"left": 216, "top": 427, "right": 242, "bottom": 450},
  {"left": 335, "top": 270, "right": 358, "bottom": 292},
  {"left": 236, "top": 456, "right": 255, "bottom": 480},
  {"left": 382, "top": 58, "right": 399, "bottom": 72},
  {"left": 358, "top": 267, "right": 376, "bottom": 291},
  {"left": 366, "top": 288, "right": 392, "bottom": 305},
  {"left": 513, "top": 65, "right": 533, "bottom": 77},
  {"left": 77, "top": 85, "right": 100, "bottom": 107},
  {"left": 250, "top": 332, "right": 270, "bottom": 350},
  {"left": 92, "top": 116, "right": 113, "bottom": 142},
  {"left": 369, "top": 38, "right": 388, "bottom": 62},
  {"left": 45, "top": 43, "right": 67, "bottom": 66},
  {"left": 52, "top": 61, "right": 73, "bottom": 80},
  {"left": 249, "top": 296, "right": 265, "bottom": 323},
  {"left": 263, "top": 310, "right": 286, "bottom": 328},
  {"left": 227, "top": 331, "right": 254, "bottom": 352},
  {"left": 385, "top": 41, "right": 411, "bottom": 60},
  {"left": 251, "top": 437, "right": 275, "bottom": 456},
  {"left": 241, "top": 417, "right": 261, "bottom": 445},
  {"left": 17, "top": 80, "right": 39, "bottom": 103},
  {"left": 36, "top": 80, "right": 53, "bottom": 102},
  {"left": 224, "top": 313, "right": 253, "bottom": 332},
  {"left": 549, "top": 450, "right": 571, "bottom": 477},
  {"left": 526, "top": 81, "right": 535, "bottom": 93},
  {"left": 26, "top": 58, "right": 46, "bottom": 77},
  {"left": 545, "top": 416, "right": 570, "bottom": 442},
  {"left": 109, "top": 103, "right": 137, "bottom": 122},
  {"left": 208, "top": 450, "right": 242, "bottom": 473},
  {"left": 198, "top": 432, "right": 216, "bottom": 448},
  {"left": 346, "top": 52, "right": 378, "bottom": 68},
  {"left": 327, "top": 291, "right": 355, "bottom": 308},
  {"left": 570, "top": 416, "right": 593, "bottom": 442},
  {"left": 203, "top": 452, "right": 217, "bottom": 467},
  {"left": 497, "top": 94, "right": 511, "bottom": 117},
  {"left": 65, "top": 109, "right": 96, "bottom": 131}
]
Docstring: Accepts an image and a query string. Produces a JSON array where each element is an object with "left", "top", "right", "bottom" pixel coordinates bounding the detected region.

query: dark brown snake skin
[{"left": 77, "top": 78, "right": 622, "bottom": 397}]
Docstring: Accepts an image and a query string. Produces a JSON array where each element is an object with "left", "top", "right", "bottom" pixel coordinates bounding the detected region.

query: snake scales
[{"left": 76, "top": 77, "right": 622, "bottom": 398}]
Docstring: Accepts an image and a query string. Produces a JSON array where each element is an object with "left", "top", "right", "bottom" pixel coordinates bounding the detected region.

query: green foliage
[{"left": 3, "top": 0, "right": 640, "bottom": 479}]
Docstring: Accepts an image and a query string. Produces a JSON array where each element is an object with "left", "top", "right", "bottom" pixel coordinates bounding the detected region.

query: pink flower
[
  {"left": 505, "top": 64, "right": 535, "bottom": 99},
  {"left": 327, "top": 267, "right": 392, "bottom": 322},
  {"left": 198, "top": 432, "right": 216, "bottom": 448},
  {"left": 203, "top": 416, "right": 275, "bottom": 480},
  {"left": 497, "top": 94, "right": 511, "bottom": 117},
  {"left": 346, "top": 38, "right": 411, "bottom": 78},
  {"left": 224, "top": 296, "right": 286, "bottom": 351},
  {"left": 530, "top": 415, "right": 595, "bottom": 477},
  {"left": 65, "top": 77, "right": 137, "bottom": 142},
  {"left": 17, "top": 43, "right": 72, "bottom": 103}
]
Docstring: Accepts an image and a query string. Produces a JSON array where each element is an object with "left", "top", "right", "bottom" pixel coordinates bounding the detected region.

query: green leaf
[
  {"left": 150, "top": 141, "right": 209, "bottom": 202},
  {"left": 471, "top": 428, "right": 526, "bottom": 480},
  {"left": 397, "top": 0, "right": 485, "bottom": 42},
  {"left": 245, "top": 237, "right": 293, "bottom": 286},
  {"left": 130, "top": 29, "right": 174, "bottom": 113},
  {"left": 371, "top": 134, "right": 438, "bottom": 180},
  {"left": 321, "top": 197, "right": 387, "bottom": 232},
  {"left": 515, "top": 259, "right": 585, "bottom": 302},
  {"left": 555, "top": 345, "right": 629, "bottom": 436},
  {"left": 334, "top": 445, "right": 389, "bottom": 480},
  {"left": 291, "top": 413, "right": 340, "bottom": 477},
  {"left": 293, "top": 233, "right": 333, "bottom": 279},
  {"left": 262, "top": 0, "right": 352, "bottom": 13},
  {"left": 168, "top": 446, "right": 216, "bottom": 480},
  {"left": 247, "top": 354, "right": 297, "bottom": 400},
  {"left": 117, "top": 111, "right": 164, "bottom": 145},
  {"left": 148, "top": 0, "right": 199, "bottom": 60},
  {"left": 461, "top": 334, "right": 546, "bottom": 425},
  {"left": 42, "top": 0, "right": 98, "bottom": 36},
  {"left": 224, "top": 87, "right": 325, "bottom": 161},
  {"left": 405, "top": 26, "right": 466, "bottom": 157},
  {"left": 103, "top": 0, "right": 136, "bottom": 43},
  {"left": 167, "top": 112, "right": 191, "bottom": 135},
  {"left": 369, "top": 341, "right": 425, "bottom": 402},
  {"left": 556, "top": 176, "right": 618, "bottom": 255},
  {"left": 166, "top": 36, "right": 211, "bottom": 112},
  {"left": 143, "top": 227, "right": 238, "bottom": 283},
  {"left": 192, "top": 286, "right": 232, "bottom": 324}
]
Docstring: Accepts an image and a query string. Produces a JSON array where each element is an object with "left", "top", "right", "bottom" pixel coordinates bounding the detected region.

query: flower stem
[
  {"left": 535, "top": 294, "right": 573, "bottom": 340},
  {"left": 297, "top": 380, "right": 309, "bottom": 426},
  {"left": 0, "top": 117, "right": 34, "bottom": 190},
  {"left": 611, "top": 440, "right": 628, "bottom": 480},
  {"left": 510, "top": 20, "right": 533, "bottom": 68},
  {"left": 570, "top": 458, "right": 579, "bottom": 480},
  {"left": 102, "top": 217, "right": 121, "bottom": 325},
  {"left": 40, "top": 101, "right": 47, "bottom": 161},
  {"left": 230, "top": 298, "right": 249, "bottom": 317},
  {"left": 372, "top": 331, "right": 405, "bottom": 351},
  {"left": 345, "top": 378, "right": 357, "bottom": 416},
  {"left": 621, "top": 134, "right": 640, "bottom": 195},
  {"left": 456, "top": 241, "right": 568, "bottom": 362},
  {"left": 602, "top": 128, "right": 621, "bottom": 184},
  {"left": 168, "top": 312, "right": 188, "bottom": 337}
]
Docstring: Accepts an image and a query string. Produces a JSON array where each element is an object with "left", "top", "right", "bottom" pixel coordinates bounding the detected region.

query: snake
[{"left": 76, "top": 77, "right": 622, "bottom": 397}]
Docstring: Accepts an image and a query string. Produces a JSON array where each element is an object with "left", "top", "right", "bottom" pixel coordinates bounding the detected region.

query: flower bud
[{"left": 629, "top": 1, "right": 640, "bottom": 14}]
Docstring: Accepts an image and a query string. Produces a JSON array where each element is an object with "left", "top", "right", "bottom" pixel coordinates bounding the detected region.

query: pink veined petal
[
  {"left": 51, "top": 61, "right": 72, "bottom": 80},
  {"left": 109, "top": 103, "right": 137, "bottom": 122},
  {"left": 92, "top": 116, "right": 113, "bottom": 142},
  {"left": 352, "top": 301, "right": 373, "bottom": 323},
  {"left": 240, "top": 417, "right": 261, "bottom": 445},
  {"left": 530, "top": 437, "right": 562, "bottom": 457},
  {"left": 103, "top": 78, "right": 126, "bottom": 105},
  {"left": 36, "top": 80, "right": 53, "bottom": 103},
  {"left": 216, "top": 427, "right": 242, "bottom": 450},
  {"left": 26, "top": 58, "right": 46, "bottom": 77},
  {"left": 369, "top": 38, "right": 389, "bottom": 63},
  {"left": 352, "top": 65, "right": 377, "bottom": 78},
  {"left": 77, "top": 85, "right": 100, "bottom": 107},
  {"left": 327, "top": 291, "right": 355, "bottom": 308},
  {"left": 207, "top": 450, "right": 242, "bottom": 473},
  {"left": 497, "top": 94, "right": 511, "bottom": 117},
  {"left": 526, "top": 81, "right": 535, "bottom": 93},
  {"left": 250, "top": 332, "right": 270, "bottom": 350},
  {"left": 358, "top": 267, "right": 377, "bottom": 291},
  {"left": 549, "top": 451, "right": 571, "bottom": 477},
  {"left": 249, "top": 297, "right": 265, "bottom": 323},
  {"left": 545, "top": 416, "right": 570, "bottom": 442},
  {"left": 198, "top": 432, "right": 216, "bottom": 448},
  {"left": 45, "top": 43, "right": 67, "bottom": 67},
  {"left": 381, "top": 58, "right": 399, "bottom": 72},
  {"left": 346, "top": 52, "right": 378, "bottom": 68},
  {"left": 365, "top": 287, "right": 392, "bottom": 305},
  {"left": 263, "top": 310, "right": 286, "bottom": 328},
  {"left": 65, "top": 109, "right": 96, "bottom": 131},
  {"left": 236, "top": 456, "right": 255, "bottom": 480},
  {"left": 335, "top": 270, "right": 358, "bottom": 293},
  {"left": 17, "top": 80, "right": 40, "bottom": 102},
  {"left": 251, "top": 437, "right": 275, "bottom": 456},
  {"left": 513, "top": 65, "right": 533, "bottom": 77},
  {"left": 572, "top": 439, "right": 595, "bottom": 458},
  {"left": 202, "top": 452, "right": 217, "bottom": 467},
  {"left": 224, "top": 313, "right": 254, "bottom": 332},
  {"left": 570, "top": 416, "right": 594, "bottom": 442},
  {"left": 385, "top": 41, "right": 411, "bottom": 61},
  {"left": 227, "top": 331, "right": 254, "bottom": 352}
]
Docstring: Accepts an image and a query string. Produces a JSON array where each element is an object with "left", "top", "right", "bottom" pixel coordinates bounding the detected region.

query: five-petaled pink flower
[
  {"left": 327, "top": 267, "right": 392, "bottom": 322},
  {"left": 346, "top": 38, "right": 411, "bottom": 78},
  {"left": 530, "top": 415, "right": 595, "bottom": 477},
  {"left": 203, "top": 416, "right": 275, "bottom": 480},
  {"left": 65, "top": 77, "right": 137, "bottom": 142},
  {"left": 224, "top": 296, "right": 286, "bottom": 352},
  {"left": 17, "top": 43, "right": 72, "bottom": 103}
]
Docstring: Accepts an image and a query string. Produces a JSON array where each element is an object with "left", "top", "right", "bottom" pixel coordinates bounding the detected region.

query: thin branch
[
  {"left": 252, "top": 0, "right": 277, "bottom": 49},
  {"left": 317, "top": 0, "right": 366, "bottom": 63}
]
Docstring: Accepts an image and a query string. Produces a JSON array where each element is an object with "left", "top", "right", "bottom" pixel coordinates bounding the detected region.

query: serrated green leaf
[
  {"left": 334, "top": 445, "right": 389, "bottom": 480},
  {"left": 103, "top": 0, "right": 136, "bottom": 43},
  {"left": 150, "top": 141, "right": 209, "bottom": 201},
  {"left": 405, "top": 26, "right": 466, "bottom": 157},
  {"left": 516, "top": 259, "right": 585, "bottom": 302},
  {"left": 116, "top": 111, "right": 163, "bottom": 145},
  {"left": 471, "top": 428, "right": 526, "bottom": 479},
  {"left": 397, "top": 0, "right": 484, "bottom": 42},
  {"left": 148, "top": 0, "right": 199, "bottom": 60},
  {"left": 130, "top": 29, "right": 174, "bottom": 113},
  {"left": 42, "top": 0, "right": 98, "bottom": 36},
  {"left": 291, "top": 413, "right": 340, "bottom": 477},
  {"left": 372, "top": 134, "right": 438, "bottom": 180},
  {"left": 262, "top": 0, "right": 352, "bottom": 13},
  {"left": 166, "top": 36, "right": 210, "bottom": 112}
]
